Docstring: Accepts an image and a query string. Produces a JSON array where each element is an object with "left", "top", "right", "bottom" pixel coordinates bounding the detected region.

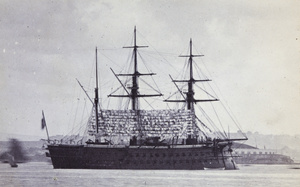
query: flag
[
  {"left": 41, "top": 110, "right": 50, "bottom": 142},
  {"left": 41, "top": 110, "right": 46, "bottom": 130}
]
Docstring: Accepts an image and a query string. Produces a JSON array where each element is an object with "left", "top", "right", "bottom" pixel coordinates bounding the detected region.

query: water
[{"left": 0, "top": 162, "right": 299, "bottom": 187}]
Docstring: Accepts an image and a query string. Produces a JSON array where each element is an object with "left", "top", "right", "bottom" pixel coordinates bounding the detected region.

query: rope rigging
[{"left": 62, "top": 29, "right": 247, "bottom": 144}]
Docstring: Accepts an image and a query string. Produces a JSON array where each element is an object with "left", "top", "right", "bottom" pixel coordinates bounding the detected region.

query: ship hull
[{"left": 47, "top": 144, "right": 237, "bottom": 170}]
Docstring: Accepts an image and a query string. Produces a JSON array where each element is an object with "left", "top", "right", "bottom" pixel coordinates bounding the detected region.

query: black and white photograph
[{"left": 0, "top": 0, "right": 299, "bottom": 186}]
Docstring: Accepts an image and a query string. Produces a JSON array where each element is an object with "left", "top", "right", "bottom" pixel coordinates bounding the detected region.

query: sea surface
[{"left": 0, "top": 162, "right": 299, "bottom": 187}]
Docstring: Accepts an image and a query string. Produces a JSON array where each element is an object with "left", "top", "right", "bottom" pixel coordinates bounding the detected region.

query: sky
[{"left": 0, "top": 0, "right": 299, "bottom": 140}]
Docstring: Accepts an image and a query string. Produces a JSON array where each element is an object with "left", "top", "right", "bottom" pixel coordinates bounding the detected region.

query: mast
[
  {"left": 165, "top": 40, "right": 248, "bottom": 142},
  {"left": 106, "top": 27, "right": 163, "bottom": 140},
  {"left": 165, "top": 39, "right": 218, "bottom": 109},
  {"left": 187, "top": 39, "right": 195, "bottom": 110},
  {"left": 132, "top": 27, "right": 139, "bottom": 110},
  {"left": 109, "top": 26, "right": 162, "bottom": 110},
  {"left": 184, "top": 39, "right": 205, "bottom": 110},
  {"left": 95, "top": 47, "right": 99, "bottom": 133},
  {"left": 164, "top": 39, "right": 219, "bottom": 138}
]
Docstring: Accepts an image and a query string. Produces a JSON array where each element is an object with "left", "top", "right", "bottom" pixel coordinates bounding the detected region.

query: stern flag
[
  {"left": 41, "top": 110, "right": 50, "bottom": 142},
  {"left": 41, "top": 111, "right": 46, "bottom": 130}
]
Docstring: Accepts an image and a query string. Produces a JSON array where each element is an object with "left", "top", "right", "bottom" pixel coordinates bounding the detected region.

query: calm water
[{"left": 0, "top": 162, "right": 299, "bottom": 187}]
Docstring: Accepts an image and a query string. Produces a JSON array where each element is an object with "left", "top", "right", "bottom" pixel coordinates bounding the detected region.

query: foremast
[
  {"left": 165, "top": 39, "right": 218, "bottom": 109},
  {"left": 165, "top": 39, "right": 218, "bottom": 138},
  {"left": 165, "top": 39, "right": 247, "bottom": 144}
]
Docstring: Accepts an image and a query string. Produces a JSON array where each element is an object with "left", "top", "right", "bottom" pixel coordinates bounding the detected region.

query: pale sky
[{"left": 0, "top": 0, "right": 299, "bottom": 140}]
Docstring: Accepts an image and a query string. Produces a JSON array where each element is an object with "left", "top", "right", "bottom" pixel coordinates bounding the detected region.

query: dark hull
[{"left": 47, "top": 144, "right": 237, "bottom": 170}]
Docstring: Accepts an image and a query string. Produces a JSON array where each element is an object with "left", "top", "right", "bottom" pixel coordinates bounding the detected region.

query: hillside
[{"left": 230, "top": 131, "right": 300, "bottom": 162}]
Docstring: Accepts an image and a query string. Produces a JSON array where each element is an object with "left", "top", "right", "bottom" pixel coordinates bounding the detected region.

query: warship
[{"left": 45, "top": 27, "right": 247, "bottom": 170}]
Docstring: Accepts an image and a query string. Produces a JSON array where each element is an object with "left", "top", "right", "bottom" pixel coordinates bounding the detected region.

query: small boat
[
  {"left": 8, "top": 154, "right": 18, "bottom": 168},
  {"left": 204, "top": 167, "right": 225, "bottom": 170}
]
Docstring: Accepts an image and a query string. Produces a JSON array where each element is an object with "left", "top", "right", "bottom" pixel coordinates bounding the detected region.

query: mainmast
[
  {"left": 109, "top": 26, "right": 162, "bottom": 110},
  {"left": 131, "top": 27, "right": 139, "bottom": 110},
  {"left": 95, "top": 47, "right": 99, "bottom": 133},
  {"left": 186, "top": 39, "right": 196, "bottom": 110}
]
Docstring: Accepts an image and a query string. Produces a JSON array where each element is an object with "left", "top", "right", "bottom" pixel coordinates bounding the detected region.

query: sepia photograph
[{"left": 0, "top": 0, "right": 299, "bottom": 186}]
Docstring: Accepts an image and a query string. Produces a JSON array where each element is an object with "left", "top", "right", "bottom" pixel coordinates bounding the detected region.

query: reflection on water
[{"left": 0, "top": 162, "right": 299, "bottom": 187}]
